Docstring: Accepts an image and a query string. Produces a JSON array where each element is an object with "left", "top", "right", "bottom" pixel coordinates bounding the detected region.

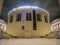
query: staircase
[
  {"left": 2, "top": 32, "right": 19, "bottom": 39},
  {"left": 0, "top": 38, "right": 59, "bottom": 45},
  {"left": 44, "top": 31, "right": 60, "bottom": 39}
]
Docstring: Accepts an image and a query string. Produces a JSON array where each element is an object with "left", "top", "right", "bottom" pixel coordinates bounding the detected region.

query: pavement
[{"left": 0, "top": 38, "right": 60, "bottom": 45}]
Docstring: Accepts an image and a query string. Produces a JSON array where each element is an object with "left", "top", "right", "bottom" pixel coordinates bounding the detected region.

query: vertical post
[
  {"left": 21, "top": 10, "right": 25, "bottom": 30},
  {"left": 33, "top": 10, "right": 37, "bottom": 30}
]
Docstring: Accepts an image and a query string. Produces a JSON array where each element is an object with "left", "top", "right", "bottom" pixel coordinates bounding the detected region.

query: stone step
[{"left": 0, "top": 39, "right": 60, "bottom": 45}]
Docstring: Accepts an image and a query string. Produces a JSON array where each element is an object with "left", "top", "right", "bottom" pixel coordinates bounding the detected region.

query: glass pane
[
  {"left": 29, "top": 13, "right": 31, "bottom": 21},
  {"left": 26, "top": 13, "right": 31, "bottom": 21},
  {"left": 37, "top": 14, "right": 42, "bottom": 21},
  {"left": 26, "top": 13, "right": 28, "bottom": 21},
  {"left": 16, "top": 14, "right": 21, "bottom": 21}
]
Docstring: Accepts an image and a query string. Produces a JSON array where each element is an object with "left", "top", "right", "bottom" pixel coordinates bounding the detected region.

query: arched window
[
  {"left": 10, "top": 15, "right": 13, "bottom": 23},
  {"left": 16, "top": 13, "right": 21, "bottom": 21},
  {"left": 44, "top": 16, "right": 48, "bottom": 23}
]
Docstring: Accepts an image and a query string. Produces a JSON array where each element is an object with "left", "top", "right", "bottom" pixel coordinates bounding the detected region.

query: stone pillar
[{"left": 0, "top": 0, "right": 4, "bottom": 14}]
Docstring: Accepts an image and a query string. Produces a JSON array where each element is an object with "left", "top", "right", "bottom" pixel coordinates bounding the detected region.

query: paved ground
[{"left": 0, "top": 38, "right": 60, "bottom": 45}]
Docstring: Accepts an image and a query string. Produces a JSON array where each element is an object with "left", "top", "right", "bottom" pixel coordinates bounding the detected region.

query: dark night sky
[{"left": 1, "top": 0, "right": 60, "bottom": 22}]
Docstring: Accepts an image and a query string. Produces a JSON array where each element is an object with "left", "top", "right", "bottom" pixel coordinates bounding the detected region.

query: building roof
[{"left": 8, "top": 6, "right": 49, "bottom": 16}]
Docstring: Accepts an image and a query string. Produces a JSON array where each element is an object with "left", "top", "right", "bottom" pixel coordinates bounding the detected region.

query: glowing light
[
  {"left": 8, "top": 6, "right": 49, "bottom": 15},
  {"left": 17, "top": 6, "right": 40, "bottom": 9}
]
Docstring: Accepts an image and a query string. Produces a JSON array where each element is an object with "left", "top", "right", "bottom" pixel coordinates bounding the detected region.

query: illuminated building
[{"left": 6, "top": 6, "right": 51, "bottom": 38}]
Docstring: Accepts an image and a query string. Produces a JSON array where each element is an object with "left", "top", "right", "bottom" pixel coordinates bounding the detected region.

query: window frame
[
  {"left": 37, "top": 14, "right": 42, "bottom": 21},
  {"left": 26, "top": 13, "right": 31, "bottom": 21},
  {"left": 16, "top": 13, "right": 21, "bottom": 21}
]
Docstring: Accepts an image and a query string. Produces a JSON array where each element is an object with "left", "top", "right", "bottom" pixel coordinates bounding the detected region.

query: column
[
  {"left": 0, "top": 0, "right": 4, "bottom": 14},
  {"left": 32, "top": 10, "right": 37, "bottom": 30}
]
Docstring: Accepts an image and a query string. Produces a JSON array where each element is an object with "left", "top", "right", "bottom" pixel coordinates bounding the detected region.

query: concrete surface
[{"left": 0, "top": 38, "right": 60, "bottom": 45}]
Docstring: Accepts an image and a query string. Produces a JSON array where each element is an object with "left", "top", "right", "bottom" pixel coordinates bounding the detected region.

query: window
[
  {"left": 26, "top": 13, "right": 28, "bottom": 20},
  {"left": 33, "top": 10, "right": 37, "bottom": 30},
  {"left": 22, "top": 26, "right": 24, "bottom": 30},
  {"left": 29, "top": 13, "right": 31, "bottom": 20},
  {"left": 10, "top": 15, "right": 13, "bottom": 23},
  {"left": 44, "top": 16, "right": 48, "bottom": 23},
  {"left": 26, "top": 13, "right": 31, "bottom": 21},
  {"left": 37, "top": 14, "right": 42, "bottom": 21},
  {"left": 16, "top": 14, "right": 21, "bottom": 21}
]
